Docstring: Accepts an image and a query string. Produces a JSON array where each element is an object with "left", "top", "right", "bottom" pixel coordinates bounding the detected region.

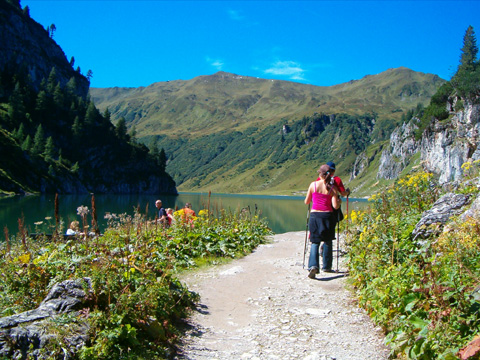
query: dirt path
[{"left": 175, "top": 231, "right": 389, "bottom": 360}]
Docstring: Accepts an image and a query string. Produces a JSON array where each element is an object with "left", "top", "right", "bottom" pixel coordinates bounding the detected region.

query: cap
[
  {"left": 326, "top": 161, "right": 336, "bottom": 170},
  {"left": 318, "top": 164, "right": 331, "bottom": 175}
]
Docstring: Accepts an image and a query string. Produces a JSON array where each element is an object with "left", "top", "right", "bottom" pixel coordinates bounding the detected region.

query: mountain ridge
[{"left": 90, "top": 67, "right": 445, "bottom": 138}]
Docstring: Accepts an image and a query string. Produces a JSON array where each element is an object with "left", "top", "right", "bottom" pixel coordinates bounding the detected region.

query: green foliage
[
  {"left": 346, "top": 170, "right": 480, "bottom": 359},
  {"left": 149, "top": 111, "right": 394, "bottom": 194},
  {"left": 0, "top": 59, "right": 175, "bottom": 193},
  {"left": 0, "top": 206, "right": 273, "bottom": 358},
  {"left": 415, "top": 82, "right": 454, "bottom": 140}
]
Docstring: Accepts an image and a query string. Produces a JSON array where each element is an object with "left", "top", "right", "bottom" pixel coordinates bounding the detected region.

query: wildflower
[{"left": 77, "top": 206, "right": 90, "bottom": 217}]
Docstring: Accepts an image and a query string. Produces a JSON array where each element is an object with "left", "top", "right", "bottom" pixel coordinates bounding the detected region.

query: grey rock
[
  {"left": 377, "top": 121, "right": 419, "bottom": 180},
  {"left": 412, "top": 192, "right": 471, "bottom": 241},
  {"left": 0, "top": 278, "right": 91, "bottom": 359}
]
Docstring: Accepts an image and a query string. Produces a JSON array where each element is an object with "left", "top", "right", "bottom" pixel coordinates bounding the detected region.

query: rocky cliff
[
  {"left": 0, "top": 0, "right": 89, "bottom": 97},
  {"left": 372, "top": 100, "right": 480, "bottom": 185},
  {"left": 421, "top": 102, "right": 480, "bottom": 183}
]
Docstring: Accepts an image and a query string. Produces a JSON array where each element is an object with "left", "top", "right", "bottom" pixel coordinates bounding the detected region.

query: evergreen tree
[
  {"left": 66, "top": 77, "right": 77, "bottom": 96},
  {"left": 128, "top": 125, "right": 137, "bottom": 143},
  {"left": 72, "top": 116, "right": 82, "bottom": 137},
  {"left": 21, "top": 134, "right": 32, "bottom": 152},
  {"left": 35, "top": 90, "right": 50, "bottom": 119},
  {"left": 47, "top": 68, "right": 57, "bottom": 95},
  {"left": 53, "top": 83, "right": 64, "bottom": 108},
  {"left": 85, "top": 101, "right": 98, "bottom": 126},
  {"left": 159, "top": 148, "right": 167, "bottom": 172},
  {"left": 14, "top": 123, "right": 25, "bottom": 143},
  {"left": 103, "top": 108, "right": 111, "bottom": 123},
  {"left": 115, "top": 117, "right": 128, "bottom": 140},
  {"left": 8, "top": 82, "right": 27, "bottom": 126},
  {"left": 459, "top": 25, "right": 478, "bottom": 72},
  {"left": 32, "top": 124, "right": 45, "bottom": 155},
  {"left": 44, "top": 136, "right": 55, "bottom": 159},
  {"left": 22, "top": 5, "right": 30, "bottom": 17},
  {"left": 149, "top": 137, "right": 159, "bottom": 156},
  {"left": 452, "top": 26, "right": 480, "bottom": 102}
]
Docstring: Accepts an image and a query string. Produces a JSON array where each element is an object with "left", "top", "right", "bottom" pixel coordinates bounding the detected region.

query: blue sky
[{"left": 22, "top": 0, "right": 480, "bottom": 89}]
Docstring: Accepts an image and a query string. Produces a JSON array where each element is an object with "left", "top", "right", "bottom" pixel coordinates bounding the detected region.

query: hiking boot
[
  {"left": 308, "top": 268, "right": 319, "bottom": 279},
  {"left": 323, "top": 269, "right": 335, "bottom": 273}
]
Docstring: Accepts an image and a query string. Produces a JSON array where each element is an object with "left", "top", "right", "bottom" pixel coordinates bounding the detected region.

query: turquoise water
[{"left": 0, "top": 192, "right": 368, "bottom": 236}]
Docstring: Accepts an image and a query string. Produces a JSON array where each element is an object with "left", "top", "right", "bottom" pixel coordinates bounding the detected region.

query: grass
[{"left": 0, "top": 200, "right": 274, "bottom": 359}]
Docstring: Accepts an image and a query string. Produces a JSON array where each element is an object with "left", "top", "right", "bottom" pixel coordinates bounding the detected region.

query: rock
[
  {"left": 412, "top": 192, "right": 471, "bottom": 242},
  {"left": 421, "top": 103, "right": 480, "bottom": 184},
  {"left": 377, "top": 121, "right": 419, "bottom": 180},
  {"left": 0, "top": 278, "right": 92, "bottom": 359},
  {"left": 461, "top": 193, "right": 480, "bottom": 221}
]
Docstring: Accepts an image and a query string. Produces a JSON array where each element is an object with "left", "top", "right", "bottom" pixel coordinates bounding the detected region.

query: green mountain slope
[
  {"left": 91, "top": 68, "right": 444, "bottom": 137},
  {"left": 90, "top": 68, "right": 444, "bottom": 195}
]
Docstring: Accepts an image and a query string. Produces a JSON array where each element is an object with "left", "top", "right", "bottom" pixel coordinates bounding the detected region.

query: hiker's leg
[
  {"left": 308, "top": 242, "right": 320, "bottom": 270},
  {"left": 322, "top": 239, "right": 333, "bottom": 270}
]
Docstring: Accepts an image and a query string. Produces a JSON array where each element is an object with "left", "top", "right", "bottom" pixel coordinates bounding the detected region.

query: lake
[{"left": 0, "top": 192, "right": 369, "bottom": 237}]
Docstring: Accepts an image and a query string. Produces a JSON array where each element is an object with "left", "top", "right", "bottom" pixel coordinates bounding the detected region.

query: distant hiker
[
  {"left": 166, "top": 208, "right": 175, "bottom": 226},
  {"left": 326, "top": 161, "right": 350, "bottom": 197},
  {"left": 155, "top": 199, "right": 168, "bottom": 225},
  {"left": 182, "top": 203, "right": 196, "bottom": 221},
  {"left": 66, "top": 221, "right": 80, "bottom": 235},
  {"left": 304, "top": 164, "right": 341, "bottom": 278}
]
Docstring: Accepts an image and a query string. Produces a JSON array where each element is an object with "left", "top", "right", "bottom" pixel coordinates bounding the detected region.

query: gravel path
[{"left": 175, "top": 231, "right": 389, "bottom": 360}]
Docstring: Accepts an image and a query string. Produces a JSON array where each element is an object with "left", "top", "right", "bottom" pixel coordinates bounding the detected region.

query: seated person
[{"left": 66, "top": 221, "right": 80, "bottom": 235}]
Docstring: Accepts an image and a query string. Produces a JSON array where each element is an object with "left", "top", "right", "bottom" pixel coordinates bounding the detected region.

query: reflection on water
[{"left": 0, "top": 192, "right": 369, "bottom": 236}]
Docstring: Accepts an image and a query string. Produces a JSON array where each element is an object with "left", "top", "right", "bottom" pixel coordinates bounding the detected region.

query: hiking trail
[{"left": 176, "top": 231, "right": 389, "bottom": 360}]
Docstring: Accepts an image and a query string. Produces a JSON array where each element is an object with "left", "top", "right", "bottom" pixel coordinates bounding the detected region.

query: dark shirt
[{"left": 158, "top": 207, "right": 167, "bottom": 219}]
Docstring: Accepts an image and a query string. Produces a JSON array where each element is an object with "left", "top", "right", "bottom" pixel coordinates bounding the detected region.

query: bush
[
  {"left": 346, "top": 170, "right": 480, "bottom": 359},
  {"left": 0, "top": 206, "right": 273, "bottom": 358}
]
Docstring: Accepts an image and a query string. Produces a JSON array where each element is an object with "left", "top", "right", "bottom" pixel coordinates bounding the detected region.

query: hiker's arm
[{"left": 304, "top": 182, "right": 313, "bottom": 205}]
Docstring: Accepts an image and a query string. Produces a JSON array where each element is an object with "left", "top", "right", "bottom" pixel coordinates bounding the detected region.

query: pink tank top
[{"left": 312, "top": 181, "right": 333, "bottom": 212}]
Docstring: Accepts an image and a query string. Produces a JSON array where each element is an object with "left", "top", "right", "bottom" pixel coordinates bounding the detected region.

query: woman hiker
[{"left": 304, "top": 164, "right": 341, "bottom": 279}]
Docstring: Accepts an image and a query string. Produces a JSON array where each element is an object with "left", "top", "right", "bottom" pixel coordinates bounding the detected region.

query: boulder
[
  {"left": 0, "top": 278, "right": 91, "bottom": 359},
  {"left": 412, "top": 192, "right": 471, "bottom": 242}
]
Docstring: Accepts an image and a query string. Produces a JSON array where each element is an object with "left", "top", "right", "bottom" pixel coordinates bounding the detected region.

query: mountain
[
  {"left": 90, "top": 68, "right": 445, "bottom": 195},
  {"left": 0, "top": 0, "right": 176, "bottom": 195},
  {"left": 91, "top": 68, "right": 443, "bottom": 138}
]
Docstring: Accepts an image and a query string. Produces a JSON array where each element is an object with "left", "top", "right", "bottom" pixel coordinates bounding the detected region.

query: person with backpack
[
  {"left": 304, "top": 164, "right": 341, "bottom": 278},
  {"left": 326, "top": 161, "right": 350, "bottom": 223}
]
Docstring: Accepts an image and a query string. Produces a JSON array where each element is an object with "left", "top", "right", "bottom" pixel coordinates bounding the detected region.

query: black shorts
[{"left": 309, "top": 211, "right": 335, "bottom": 243}]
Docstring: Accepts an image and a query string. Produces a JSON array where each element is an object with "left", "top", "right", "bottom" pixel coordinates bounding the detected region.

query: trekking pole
[
  {"left": 346, "top": 194, "right": 349, "bottom": 234},
  {"left": 303, "top": 203, "right": 311, "bottom": 269},
  {"left": 336, "top": 204, "right": 340, "bottom": 272}
]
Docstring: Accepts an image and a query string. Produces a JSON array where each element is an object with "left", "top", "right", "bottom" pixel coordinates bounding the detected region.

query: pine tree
[
  {"left": 159, "top": 148, "right": 167, "bottom": 172},
  {"left": 32, "top": 124, "right": 45, "bottom": 155},
  {"left": 47, "top": 68, "right": 58, "bottom": 95},
  {"left": 53, "top": 83, "right": 64, "bottom": 108},
  {"left": 44, "top": 136, "right": 55, "bottom": 159},
  {"left": 22, "top": 135, "right": 32, "bottom": 152},
  {"left": 459, "top": 25, "right": 478, "bottom": 72},
  {"left": 115, "top": 117, "right": 128, "bottom": 140},
  {"left": 85, "top": 101, "right": 98, "bottom": 126},
  {"left": 14, "top": 123, "right": 25, "bottom": 143},
  {"left": 72, "top": 116, "right": 82, "bottom": 137},
  {"left": 452, "top": 25, "right": 480, "bottom": 102}
]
